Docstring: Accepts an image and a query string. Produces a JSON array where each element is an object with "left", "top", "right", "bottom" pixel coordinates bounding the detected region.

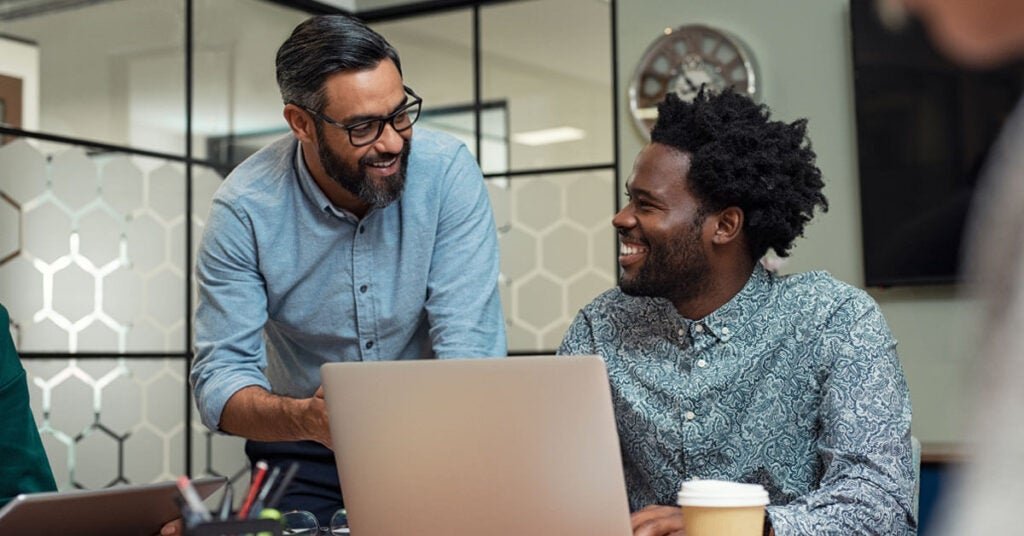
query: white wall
[
  {"left": 617, "top": 0, "right": 978, "bottom": 445},
  {"left": 0, "top": 35, "right": 40, "bottom": 130}
]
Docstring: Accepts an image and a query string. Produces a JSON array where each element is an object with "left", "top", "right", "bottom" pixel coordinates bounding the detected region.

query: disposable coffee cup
[{"left": 677, "top": 480, "right": 769, "bottom": 536}]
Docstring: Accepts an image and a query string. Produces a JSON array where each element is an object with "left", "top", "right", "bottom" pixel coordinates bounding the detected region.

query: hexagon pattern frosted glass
[
  {"left": 491, "top": 171, "right": 617, "bottom": 352},
  {"left": 20, "top": 356, "right": 250, "bottom": 493},
  {"left": 0, "top": 139, "right": 224, "bottom": 353},
  {"left": 21, "top": 358, "right": 196, "bottom": 489}
]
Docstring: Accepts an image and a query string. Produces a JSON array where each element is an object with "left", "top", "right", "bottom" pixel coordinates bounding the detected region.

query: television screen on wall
[{"left": 850, "top": 0, "right": 1024, "bottom": 286}]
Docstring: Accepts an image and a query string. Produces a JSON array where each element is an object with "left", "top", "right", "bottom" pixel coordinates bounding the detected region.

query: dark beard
[
  {"left": 316, "top": 123, "right": 410, "bottom": 209},
  {"left": 619, "top": 222, "right": 709, "bottom": 305}
]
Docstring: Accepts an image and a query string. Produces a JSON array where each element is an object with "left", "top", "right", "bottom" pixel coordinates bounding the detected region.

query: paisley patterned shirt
[{"left": 558, "top": 265, "right": 916, "bottom": 535}]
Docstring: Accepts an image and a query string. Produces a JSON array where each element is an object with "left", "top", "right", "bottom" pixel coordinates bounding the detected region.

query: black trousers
[{"left": 244, "top": 439, "right": 343, "bottom": 527}]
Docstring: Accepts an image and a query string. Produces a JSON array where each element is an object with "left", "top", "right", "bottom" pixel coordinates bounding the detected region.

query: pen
[
  {"left": 264, "top": 461, "right": 300, "bottom": 510},
  {"left": 246, "top": 465, "right": 281, "bottom": 519},
  {"left": 176, "top": 476, "right": 212, "bottom": 525},
  {"left": 238, "top": 460, "right": 269, "bottom": 519},
  {"left": 216, "top": 483, "right": 234, "bottom": 521}
]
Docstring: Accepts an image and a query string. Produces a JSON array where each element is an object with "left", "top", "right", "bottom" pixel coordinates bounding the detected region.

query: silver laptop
[
  {"left": 0, "top": 476, "right": 224, "bottom": 536},
  {"left": 321, "top": 355, "right": 633, "bottom": 536}
]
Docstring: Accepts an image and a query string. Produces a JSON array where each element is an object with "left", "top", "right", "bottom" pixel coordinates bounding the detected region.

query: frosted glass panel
[
  {"left": 191, "top": 414, "right": 250, "bottom": 507},
  {"left": 0, "top": 138, "right": 189, "bottom": 353},
  {"left": 490, "top": 171, "right": 617, "bottom": 352},
  {"left": 22, "top": 357, "right": 186, "bottom": 489}
]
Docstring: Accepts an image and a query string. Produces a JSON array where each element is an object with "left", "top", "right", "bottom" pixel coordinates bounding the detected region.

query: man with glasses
[{"left": 188, "top": 14, "right": 505, "bottom": 527}]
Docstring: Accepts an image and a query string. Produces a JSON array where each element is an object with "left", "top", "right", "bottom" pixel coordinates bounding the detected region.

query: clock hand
[{"left": 679, "top": 71, "right": 699, "bottom": 93}]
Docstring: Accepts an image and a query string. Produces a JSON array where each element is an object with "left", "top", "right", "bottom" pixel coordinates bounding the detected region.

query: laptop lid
[
  {"left": 0, "top": 476, "right": 224, "bottom": 536},
  {"left": 321, "top": 355, "right": 632, "bottom": 536}
]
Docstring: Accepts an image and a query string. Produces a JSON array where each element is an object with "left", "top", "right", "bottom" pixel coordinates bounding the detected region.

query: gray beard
[{"left": 316, "top": 125, "right": 410, "bottom": 209}]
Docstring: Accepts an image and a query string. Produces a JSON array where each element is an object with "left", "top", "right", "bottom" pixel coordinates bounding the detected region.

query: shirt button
[
  {"left": 365, "top": 341, "right": 374, "bottom": 349},
  {"left": 359, "top": 225, "right": 366, "bottom": 234},
  {"left": 696, "top": 359, "right": 707, "bottom": 368},
  {"left": 677, "top": 328, "right": 685, "bottom": 336},
  {"left": 684, "top": 411, "right": 696, "bottom": 421},
  {"left": 694, "top": 324, "right": 704, "bottom": 333},
  {"left": 722, "top": 326, "right": 730, "bottom": 334},
  {"left": 360, "top": 284, "right": 368, "bottom": 293}
]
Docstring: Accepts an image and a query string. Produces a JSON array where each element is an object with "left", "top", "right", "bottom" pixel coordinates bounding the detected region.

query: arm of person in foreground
[
  {"left": 0, "top": 304, "right": 57, "bottom": 506},
  {"left": 190, "top": 198, "right": 331, "bottom": 447},
  {"left": 766, "top": 295, "right": 916, "bottom": 535},
  {"left": 423, "top": 143, "right": 506, "bottom": 358}
]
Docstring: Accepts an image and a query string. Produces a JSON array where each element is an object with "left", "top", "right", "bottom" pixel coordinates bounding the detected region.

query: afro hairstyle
[{"left": 650, "top": 89, "right": 828, "bottom": 260}]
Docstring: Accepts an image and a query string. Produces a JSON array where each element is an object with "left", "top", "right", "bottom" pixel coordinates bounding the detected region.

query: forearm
[
  {"left": 766, "top": 484, "right": 912, "bottom": 535},
  {"left": 218, "top": 385, "right": 331, "bottom": 448}
]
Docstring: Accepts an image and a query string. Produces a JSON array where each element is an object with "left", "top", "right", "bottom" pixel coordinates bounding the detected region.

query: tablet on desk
[{"left": 0, "top": 476, "right": 225, "bottom": 536}]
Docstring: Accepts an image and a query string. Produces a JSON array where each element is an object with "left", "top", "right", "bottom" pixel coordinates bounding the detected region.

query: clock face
[{"left": 629, "top": 25, "right": 758, "bottom": 137}]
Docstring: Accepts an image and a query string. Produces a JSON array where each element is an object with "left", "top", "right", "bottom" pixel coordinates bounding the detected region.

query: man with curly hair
[{"left": 559, "top": 90, "right": 915, "bottom": 535}]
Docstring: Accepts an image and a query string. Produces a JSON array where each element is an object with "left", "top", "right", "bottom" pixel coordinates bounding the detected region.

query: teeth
[
  {"left": 368, "top": 157, "right": 397, "bottom": 168},
  {"left": 620, "top": 243, "right": 647, "bottom": 256}
]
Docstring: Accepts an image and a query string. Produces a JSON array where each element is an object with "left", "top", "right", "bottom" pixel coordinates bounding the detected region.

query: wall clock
[{"left": 629, "top": 24, "right": 758, "bottom": 137}]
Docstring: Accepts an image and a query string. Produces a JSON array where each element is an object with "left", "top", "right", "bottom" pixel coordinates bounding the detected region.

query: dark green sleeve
[{"left": 0, "top": 304, "right": 57, "bottom": 507}]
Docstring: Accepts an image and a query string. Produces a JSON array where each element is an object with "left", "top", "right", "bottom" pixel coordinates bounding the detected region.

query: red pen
[{"left": 237, "top": 460, "right": 269, "bottom": 519}]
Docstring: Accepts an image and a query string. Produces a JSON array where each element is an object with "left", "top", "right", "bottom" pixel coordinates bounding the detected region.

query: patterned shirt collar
[
  {"left": 697, "top": 264, "right": 771, "bottom": 343},
  {"left": 651, "top": 264, "right": 770, "bottom": 344}
]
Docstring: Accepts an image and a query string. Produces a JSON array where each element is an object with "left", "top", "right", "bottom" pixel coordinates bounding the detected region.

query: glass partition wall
[{"left": 0, "top": 0, "right": 616, "bottom": 494}]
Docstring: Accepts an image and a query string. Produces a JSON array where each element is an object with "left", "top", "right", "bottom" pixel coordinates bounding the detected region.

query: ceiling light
[{"left": 511, "top": 127, "right": 586, "bottom": 146}]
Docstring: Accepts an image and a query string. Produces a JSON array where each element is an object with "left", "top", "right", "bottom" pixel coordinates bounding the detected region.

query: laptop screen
[{"left": 321, "top": 355, "right": 632, "bottom": 536}]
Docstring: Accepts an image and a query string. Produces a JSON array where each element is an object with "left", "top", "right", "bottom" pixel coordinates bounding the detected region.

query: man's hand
[
  {"left": 631, "top": 504, "right": 686, "bottom": 536},
  {"left": 311, "top": 386, "right": 331, "bottom": 448},
  {"left": 158, "top": 518, "right": 182, "bottom": 535}
]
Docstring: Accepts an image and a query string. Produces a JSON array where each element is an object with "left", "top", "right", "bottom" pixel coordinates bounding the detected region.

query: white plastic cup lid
[{"left": 677, "top": 480, "right": 769, "bottom": 508}]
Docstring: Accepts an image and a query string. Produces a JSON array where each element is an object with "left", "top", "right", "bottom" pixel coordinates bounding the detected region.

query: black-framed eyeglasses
[{"left": 293, "top": 86, "right": 422, "bottom": 147}]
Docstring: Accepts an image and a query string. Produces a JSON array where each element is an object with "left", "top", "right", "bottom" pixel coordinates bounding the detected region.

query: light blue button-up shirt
[
  {"left": 559, "top": 265, "right": 915, "bottom": 535},
  {"left": 192, "top": 129, "right": 506, "bottom": 430}
]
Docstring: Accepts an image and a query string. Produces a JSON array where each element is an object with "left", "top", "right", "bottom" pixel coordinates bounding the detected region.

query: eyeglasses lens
[
  {"left": 349, "top": 101, "right": 421, "bottom": 146},
  {"left": 282, "top": 510, "right": 319, "bottom": 534}
]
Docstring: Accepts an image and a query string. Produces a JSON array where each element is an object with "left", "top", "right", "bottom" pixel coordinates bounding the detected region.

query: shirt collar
[
  {"left": 293, "top": 141, "right": 361, "bottom": 223},
  {"left": 694, "top": 264, "right": 772, "bottom": 343}
]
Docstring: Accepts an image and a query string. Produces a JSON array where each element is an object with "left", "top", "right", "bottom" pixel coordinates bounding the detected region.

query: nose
[
  {"left": 612, "top": 204, "right": 634, "bottom": 231},
  {"left": 372, "top": 121, "right": 407, "bottom": 154}
]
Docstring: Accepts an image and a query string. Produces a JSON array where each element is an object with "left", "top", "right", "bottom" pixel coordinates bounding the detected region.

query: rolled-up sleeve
[{"left": 191, "top": 198, "right": 272, "bottom": 430}]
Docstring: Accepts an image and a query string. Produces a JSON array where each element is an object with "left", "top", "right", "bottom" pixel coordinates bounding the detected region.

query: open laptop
[
  {"left": 0, "top": 476, "right": 224, "bottom": 536},
  {"left": 321, "top": 354, "right": 633, "bottom": 536}
]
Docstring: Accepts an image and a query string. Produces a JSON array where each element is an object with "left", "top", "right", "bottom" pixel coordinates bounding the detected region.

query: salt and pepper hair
[{"left": 276, "top": 14, "right": 402, "bottom": 112}]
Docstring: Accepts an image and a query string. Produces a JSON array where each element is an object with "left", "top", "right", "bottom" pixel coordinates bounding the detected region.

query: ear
[
  {"left": 709, "top": 206, "right": 744, "bottom": 245},
  {"left": 284, "top": 103, "right": 317, "bottom": 145}
]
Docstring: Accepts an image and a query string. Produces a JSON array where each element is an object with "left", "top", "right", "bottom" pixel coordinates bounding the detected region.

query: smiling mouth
[
  {"left": 365, "top": 155, "right": 399, "bottom": 175},
  {"left": 619, "top": 240, "right": 649, "bottom": 267}
]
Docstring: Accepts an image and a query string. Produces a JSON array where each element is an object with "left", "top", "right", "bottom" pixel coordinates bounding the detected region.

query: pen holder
[{"left": 184, "top": 518, "right": 283, "bottom": 536}]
